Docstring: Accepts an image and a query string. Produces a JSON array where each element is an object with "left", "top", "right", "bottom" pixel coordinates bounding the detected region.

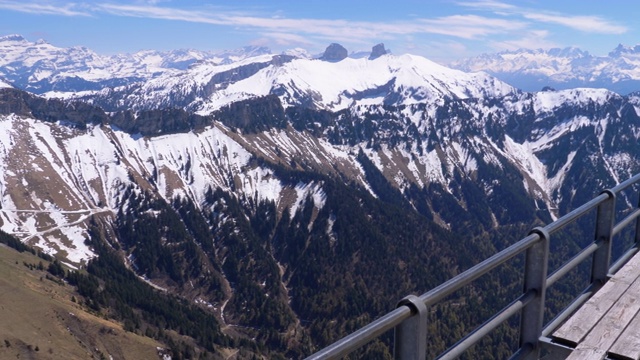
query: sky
[{"left": 0, "top": 0, "right": 638, "bottom": 64}]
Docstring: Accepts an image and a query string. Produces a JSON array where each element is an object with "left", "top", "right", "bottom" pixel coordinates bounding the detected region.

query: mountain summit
[
  {"left": 369, "top": 43, "right": 388, "bottom": 60},
  {"left": 320, "top": 43, "right": 348, "bottom": 61}
]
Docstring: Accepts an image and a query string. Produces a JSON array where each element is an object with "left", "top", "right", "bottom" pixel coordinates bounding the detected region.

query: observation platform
[
  {"left": 307, "top": 173, "right": 640, "bottom": 360},
  {"left": 549, "top": 250, "right": 640, "bottom": 360}
]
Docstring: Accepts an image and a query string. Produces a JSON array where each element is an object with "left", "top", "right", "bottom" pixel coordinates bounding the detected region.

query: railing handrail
[{"left": 306, "top": 174, "right": 640, "bottom": 360}]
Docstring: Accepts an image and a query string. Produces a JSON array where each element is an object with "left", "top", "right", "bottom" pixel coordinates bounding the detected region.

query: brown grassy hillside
[{"left": 0, "top": 243, "right": 165, "bottom": 360}]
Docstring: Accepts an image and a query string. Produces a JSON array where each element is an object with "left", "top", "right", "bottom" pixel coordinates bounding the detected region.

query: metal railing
[{"left": 306, "top": 173, "right": 640, "bottom": 360}]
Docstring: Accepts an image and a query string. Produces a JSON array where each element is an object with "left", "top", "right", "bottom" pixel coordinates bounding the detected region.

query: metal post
[
  {"left": 519, "top": 227, "right": 550, "bottom": 360},
  {"left": 635, "top": 189, "right": 640, "bottom": 247},
  {"left": 591, "top": 190, "right": 616, "bottom": 284},
  {"left": 394, "top": 295, "right": 428, "bottom": 360}
]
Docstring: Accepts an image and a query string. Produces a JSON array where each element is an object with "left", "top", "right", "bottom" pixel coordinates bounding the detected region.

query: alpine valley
[{"left": 2, "top": 35, "right": 640, "bottom": 359}]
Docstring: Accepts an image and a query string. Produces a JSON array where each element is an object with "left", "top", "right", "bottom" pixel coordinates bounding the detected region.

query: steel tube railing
[
  {"left": 306, "top": 173, "right": 640, "bottom": 360},
  {"left": 610, "top": 172, "right": 640, "bottom": 193},
  {"left": 546, "top": 241, "right": 601, "bottom": 287},
  {"left": 613, "top": 208, "right": 640, "bottom": 236},
  {"left": 305, "top": 306, "right": 412, "bottom": 360},
  {"left": 509, "top": 343, "right": 534, "bottom": 360},
  {"left": 544, "top": 193, "right": 609, "bottom": 234},
  {"left": 438, "top": 290, "right": 536, "bottom": 360},
  {"left": 419, "top": 233, "right": 540, "bottom": 307}
]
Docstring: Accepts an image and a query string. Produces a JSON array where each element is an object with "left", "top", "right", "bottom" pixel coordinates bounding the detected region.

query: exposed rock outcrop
[
  {"left": 320, "top": 43, "right": 348, "bottom": 62},
  {"left": 369, "top": 43, "right": 388, "bottom": 60}
]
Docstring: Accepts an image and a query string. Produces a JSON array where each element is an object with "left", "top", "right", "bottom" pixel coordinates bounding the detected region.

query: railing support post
[
  {"left": 634, "top": 189, "right": 640, "bottom": 248},
  {"left": 394, "top": 295, "right": 428, "bottom": 360},
  {"left": 519, "top": 227, "right": 550, "bottom": 360},
  {"left": 592, "top": 190, "right": 616, "bottom": 284}
]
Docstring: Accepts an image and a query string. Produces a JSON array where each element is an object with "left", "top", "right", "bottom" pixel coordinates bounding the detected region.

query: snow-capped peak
[
  {"left": 0, "top": 34, "right": 274, "bottom": 95},
  {"left": 609, "top": 44, "right": 640, "bottom": 57},
  {"left": 0, "top": 34, "right": 26, "bottom": 42},
  {"left": 451, "top": 45, "right": 640, "bottom": 94},
  {"left": 88, "top": 50, "right": 517, "bottom": 114},
  {"left": 282, "top": 48, "right": 312, "bottom": 59}
]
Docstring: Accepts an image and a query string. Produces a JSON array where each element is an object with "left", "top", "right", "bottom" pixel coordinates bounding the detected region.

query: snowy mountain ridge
[
  {"left": 2, "top": 84, "right": 639, "bottom": 265},
  {"left": 0, "top": 34, "right": 519, "bottom": 114},
  {"left": 451, "top": 45, "right": 640, "bottom": 94},
  {"left": 74, "top": 51, "right": 517, "bottom": 114},
  {"left": 2, "top": 34, "right": 640, "bottom": 266},
  {"left": 0, "top": 34, "right": 271, "bottom": 94}
]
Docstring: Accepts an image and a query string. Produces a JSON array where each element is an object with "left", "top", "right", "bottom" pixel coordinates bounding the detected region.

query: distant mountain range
[
  {"left": 7, "top": 33, "right": 640, "bottom": 96},
  {"left": 0, "top": 34, "right": 271, "bottom": 94},
  {"left": 451, "top": 45, "right": 640, "bottom": 94}
]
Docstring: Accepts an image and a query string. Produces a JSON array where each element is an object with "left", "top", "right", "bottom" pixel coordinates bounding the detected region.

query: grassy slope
[{"left": 0, "top": 243, "right": 165, "bottom": 360}]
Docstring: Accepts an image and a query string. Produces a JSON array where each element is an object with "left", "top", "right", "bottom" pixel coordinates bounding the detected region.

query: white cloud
[
  {"left": 259, "top": 32, "right": 313, "bottom": 46},
  {"left": 457, "top": 1, "right": 627, "bottom": 35},
  {"left": 490, "top": 30, "right": 559, "bottom": 51},
  {"left": 523, "top": 13, "right": 627, "bottom": 34},
  {"left": 94, "top": 3, "right": 528, "bottom": 45},
  {"left": 0, "top": 0, "right": 90, "bottom": 16},
  {"left": 96, "top": 4, "right": 229, "bottom": 25},
  {"left": 456, "top": 1, "right": 516, "bottom": 10},
  {"left": 1, "top": 0, "right": 629, "bottom": 61},
  {"left": 418, "top": 15, "right": 527, "bottom": 39}
]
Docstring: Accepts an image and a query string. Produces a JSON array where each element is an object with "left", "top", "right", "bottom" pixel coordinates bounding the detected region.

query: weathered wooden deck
[{"left": 551, "top": 250, "right": 640, "bottom": 360}]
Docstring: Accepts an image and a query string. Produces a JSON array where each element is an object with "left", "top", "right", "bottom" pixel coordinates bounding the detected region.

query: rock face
[
  {"left": 369, "top": 43, "right": 387, "bottom": 60},
  {"left": 320, "top": 43, "right": 348, "bottom": 62}
]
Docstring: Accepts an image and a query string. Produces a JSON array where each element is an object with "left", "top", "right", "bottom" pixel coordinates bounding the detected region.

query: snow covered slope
[
  {"left": 0, "top": 107, "right": 361, "bottom": 265},
  {"left": 78, "top": 52, "right": 516, "bottom": 114},
  {"left": 2, "top": 44, "right": 640, "bottom": 264},
  {"left": 0, "top": 34, "right": 271, "bottom": 95},
  {"left": 451, "top": 45, "right": 640, "bottom": 94},
  {"left": 284, "top": 86, "right": 640, "bottom": 225}
]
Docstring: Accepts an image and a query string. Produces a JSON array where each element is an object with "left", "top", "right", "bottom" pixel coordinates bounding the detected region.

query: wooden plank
[
  {"left": 565, "top": 347, "right": 606, "bottom": 360},
  {"left": 553, "top": 278, "right": 631, "bottom": 345},
  {"left": 565, "top": 275, "right": 640, "bottom": 360},
  {"left": 609, "top": 302, "right": 640, "bottom": 359},
  {"left": 611, "top": 251, "right": 640, "bottom": 284},
  {"left": 553, "top": 251, "right": 640, "bottom": 345}
]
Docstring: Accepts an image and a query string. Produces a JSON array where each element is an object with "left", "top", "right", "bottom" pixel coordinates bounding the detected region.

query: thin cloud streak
[
  {"left": 455, "top": 1, "right": 515, "bottom": 10},
  {"left": 490, "top": 30, "right": 559, "bottom": 51},
  {"left": 260, "top": 32, "right": 314, "bottom": 46},
  {"left": 523, "top": 13, "right": 627, "bottom": 34},
  {"left": 96, "top": 3, "right": 526, "bottom": 43},
  {"left": 0, "top": 1, "right": 90, "bottom": 16},
  {"left": 418, "top": 15, "right": 527, "bottom": 39},
  {"left": 2, "top": 0, "right": 628, "bottom": 58},
  {"left": 96, "top": 4, "right": 229, "bottom": 25},
  {"left": 457, "top": 0, "right": 627, "bottom": 35}
]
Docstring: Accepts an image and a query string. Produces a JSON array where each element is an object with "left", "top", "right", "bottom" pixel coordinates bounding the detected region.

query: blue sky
[{"left": 0, "top": 0, "right": 637, "bottom": 63}]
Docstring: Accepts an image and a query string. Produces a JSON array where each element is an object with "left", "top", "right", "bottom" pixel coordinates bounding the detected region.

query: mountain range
[
  {"left": 0, "top": 34, "right": 271, "bottom": 95},
  {"left": 2, "top": 34, "right": 640, "bottom": 358},
  {"left": 451, "top": 45, "right": 640, "bottom": 94}
]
